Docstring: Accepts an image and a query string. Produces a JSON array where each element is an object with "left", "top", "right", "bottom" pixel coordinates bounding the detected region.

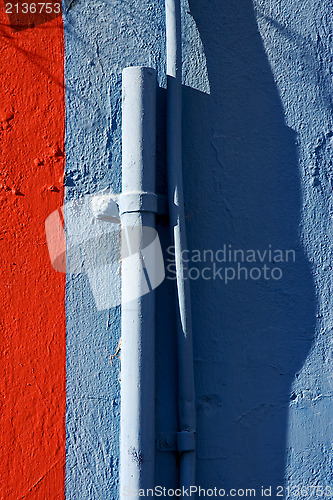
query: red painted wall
[{"left": 0, "top": 5, "right": 65, "bottom": 498}]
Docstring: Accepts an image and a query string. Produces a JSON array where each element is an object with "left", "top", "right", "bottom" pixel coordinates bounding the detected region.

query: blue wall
[{"left": 63, "top": 0, "right": 333, "bottom": 497}]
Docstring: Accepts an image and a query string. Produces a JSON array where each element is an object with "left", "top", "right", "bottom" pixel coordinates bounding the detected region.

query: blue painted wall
[{"left": 63, "top": 0, "right": 333, "bottom": 497}]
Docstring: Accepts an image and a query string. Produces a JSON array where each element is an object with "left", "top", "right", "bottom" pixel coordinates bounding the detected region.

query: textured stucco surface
[
  {"left": 63, "top": 0, "right": 333, "bottom": 498},
  {"left": 63, "top": 2, "right": 164, "bottom": 497},
  {"left": 254, "top": 0, "right": 333, "bottom": 495},
  {"left": 0, "top": 8, "right": 66, "bottom": 499}
]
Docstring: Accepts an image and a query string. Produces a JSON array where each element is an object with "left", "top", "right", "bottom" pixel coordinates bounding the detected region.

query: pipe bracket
[
  {"left": 156, "top": 431, "right": 196, "bottom": 453},
  {"left": 118, "top": 191, "right": 157, "bottom": 215},
  {"left": 177, "top": 431, "right": 196, "bottom": 453},
  {"left": 156, "top": 432, "right": 177, "bottom": 452}
]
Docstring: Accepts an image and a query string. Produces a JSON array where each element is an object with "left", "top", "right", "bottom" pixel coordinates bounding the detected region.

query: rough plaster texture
[
  {"left": 254, "top": 0, "right": 333, "bottom": 494},
  {"left": 63, "top": 0, "right": 333, "bottom": 498},
  {"left": 0, "top": 9, "right": 66, "bottom": 499}
]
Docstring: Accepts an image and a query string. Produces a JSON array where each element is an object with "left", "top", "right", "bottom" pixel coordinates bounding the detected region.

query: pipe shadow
[{"left": 178, "top": 0, "right": 316, "bottom": 496}]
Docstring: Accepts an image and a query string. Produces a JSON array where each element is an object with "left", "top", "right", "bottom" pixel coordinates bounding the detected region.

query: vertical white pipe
[
  {"left": 120, "top": 66, "right": 157, "bottom": 499},
  {"left": 165, "top": 0, "right": 196, "bottom": 491}
]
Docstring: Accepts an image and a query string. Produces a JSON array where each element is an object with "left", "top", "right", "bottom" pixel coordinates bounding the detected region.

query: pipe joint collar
[
  {"left": 177, "top": 431, "right": 196, "bottom": 453},
  {"left": 118, "top": 191, "right": 158, "bottom": 215}
]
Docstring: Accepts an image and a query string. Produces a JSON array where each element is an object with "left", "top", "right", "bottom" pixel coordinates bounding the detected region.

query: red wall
[{"left": 0, "top": 5, "right": 66, "bottom": 498}]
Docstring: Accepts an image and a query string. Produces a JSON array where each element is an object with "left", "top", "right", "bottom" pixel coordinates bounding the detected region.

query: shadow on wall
[{"left": 182, "top": 0, "right": 316, "bottom": 496}]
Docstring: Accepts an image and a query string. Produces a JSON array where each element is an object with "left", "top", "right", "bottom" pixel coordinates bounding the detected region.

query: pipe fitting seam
[
  {"left": 177, "top": 431, "right": 196, "bottom": 452},
  {"left": 118, "top": 191, "right": 158, "bottom": 214}
]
